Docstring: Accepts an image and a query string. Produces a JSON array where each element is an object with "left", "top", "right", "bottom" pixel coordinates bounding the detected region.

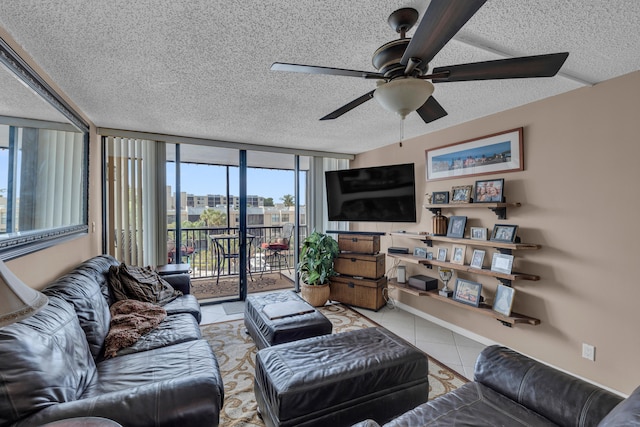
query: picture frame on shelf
[
  {"left": 425, "top": 127, "right": 524, "bottom": 181},
  {"left": 493, "top": 284, "right": 516, "bottom": 317},
  {"left": 446, "top": 216, "right": 467, "bottom": 238},
  {"left": 470, "top": 249, "right": 486, "bottom": 269},
  {"left": 451, "top": 185, "right": 473, "bottom": 203},
  {"left": 413, "top": 247, "right": 427, "bottom": 258},
  {"left": 432, "top": 191, "right": 449, "bottom": 204},
  {"left": 470, "top": 227, "right": 487, "bottom": 240},
  {"left": 426, "top": 252, "right": 434, "bottom": 260},
  {"left": 490, "top": 224, "right": 519, "bottom": 243},
  {"left": 474, "top": 178, "right": 505, "bottom": 203},
  {"left": 451, "top": 244, "right": 466, "bottom": 265},
  {"left": 453, "top": 279, "right": 482, "bottom": 307},
  {"left": 491, "top": 253, "right": 515, "bottom": 274},
  {"left": 437, "top": 248, "right": 447, "bottom": 262}
]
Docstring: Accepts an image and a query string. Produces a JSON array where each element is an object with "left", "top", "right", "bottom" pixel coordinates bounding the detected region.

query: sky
[
  {"left": 1, "top": 151, "right": 305, "bottom": 203},
  {"left": 166, "top": 162, "right": 305, "bottom": 202}
]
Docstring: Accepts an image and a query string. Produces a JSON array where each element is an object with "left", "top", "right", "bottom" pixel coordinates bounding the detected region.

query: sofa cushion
[
  {"left": 382, "top": 382, "right": 557, "bottom": 427},
  {"left": 0, "top": 296, "right": 96, "bottom": 426},
  {"left": 474, "top": 345, "right": 623, "bottom": 427},
  {"left": 43, "top": 259, "right": 116, "bottom": 359},
  {"left": 112, "top": 312, "right": 201, "bottom": 357},
  {"left": 163, "top": 293, "right": 202, "bottom": 323},
  {"left": 597, "top": 385, "right": 640, "bottom": 427}
]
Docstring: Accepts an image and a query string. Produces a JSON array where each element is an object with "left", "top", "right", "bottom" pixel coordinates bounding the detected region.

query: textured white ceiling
[{"left": 0, "top": 0, "right": 639, "bottom": 155}]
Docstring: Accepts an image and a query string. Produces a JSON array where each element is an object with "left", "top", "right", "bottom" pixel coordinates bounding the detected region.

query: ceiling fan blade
[
  {"left": 271, "top": 62, "right": 383, "bottom": 79},
  {"left": 401, "top": 0, "right": 487, "bottom": 67},
  {"left": 416, "top": 96, "right": 448, "bottom": 124},
  {"left": 320, "top": 91, "right": 375, "bottom": 121},
  {"left": 432, "top": 52, "right": 569, "bottom": 82}
]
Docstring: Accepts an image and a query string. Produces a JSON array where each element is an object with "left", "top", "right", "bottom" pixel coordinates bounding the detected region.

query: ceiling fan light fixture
[{"left": 373, "top": 78, "right": 434, "bottom": 119}]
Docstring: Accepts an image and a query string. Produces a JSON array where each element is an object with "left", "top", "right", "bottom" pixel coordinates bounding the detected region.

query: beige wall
[
  {"left": 352, "top": 70, "right": 640, "bottom": 395},
  {"left": 1, "top": 30, "right": 102, "bottom": 287}
]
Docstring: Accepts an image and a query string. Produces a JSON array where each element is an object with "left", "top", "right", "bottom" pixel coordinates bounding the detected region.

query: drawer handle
[
  {"left": 350, "top": 258, "right": 356, "bottom": 262},
  {"left": 348, "top": 282, "right": 355, "bottom": 288},
  {"left": 351, "top": 238, "right": 358, "bottom": 242}
]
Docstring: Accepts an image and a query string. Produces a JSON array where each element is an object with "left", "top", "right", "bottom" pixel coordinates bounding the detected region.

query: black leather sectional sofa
[
  {"left": 0, "top": 254, "right": 223, "bottom": 427},
  {"left": 353, "top": 345, "right": 639, "bottom": 427}
]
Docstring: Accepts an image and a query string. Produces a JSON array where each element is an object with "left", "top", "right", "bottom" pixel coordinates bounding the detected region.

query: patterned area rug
[
  {"left": 191, "top": 272, "right": 294, "bottom": 300},
  {"left": 200, "top": 304, "right": 467, "bottom": 427}
]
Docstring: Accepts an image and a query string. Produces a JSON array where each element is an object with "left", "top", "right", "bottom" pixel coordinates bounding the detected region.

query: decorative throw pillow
[{"left": 108, "top": 263, "right": 182, "bottom": 305}]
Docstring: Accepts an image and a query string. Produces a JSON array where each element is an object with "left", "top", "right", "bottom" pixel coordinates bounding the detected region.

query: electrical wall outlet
[{"left": 582, "top": 343, "right": 595, "bottom": 361}]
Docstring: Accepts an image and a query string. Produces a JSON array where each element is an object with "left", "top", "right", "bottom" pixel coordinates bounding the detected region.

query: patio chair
[{"left": 261, "top": 223, "right": 294, "bottom": 276}]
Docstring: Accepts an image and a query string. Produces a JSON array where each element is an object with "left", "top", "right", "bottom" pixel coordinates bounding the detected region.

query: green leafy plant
[{"left": 297, "top": 231, "right": 340, "bottom": 286}]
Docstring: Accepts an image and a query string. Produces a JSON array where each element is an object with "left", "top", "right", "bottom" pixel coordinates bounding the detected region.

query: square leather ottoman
[
  {"left": 244, "top": 291, "right": 332, "bottom": 350},
  {"left": 254, "top": 327, "right": 429, "bottom": 427}
]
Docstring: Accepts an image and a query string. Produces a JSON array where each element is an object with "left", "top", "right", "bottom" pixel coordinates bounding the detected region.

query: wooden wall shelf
[
  {"left": 424, "top": 202, "right": 521, "bottom": 219},
  {"left": 387, "top": 253, "right": 539, "bottom": 282},
  {"left": 388, "top": 279, "right": 540, "bottom": 327},
  {"left": 389, "top": 233, "right": 540, "bottom": 253}
]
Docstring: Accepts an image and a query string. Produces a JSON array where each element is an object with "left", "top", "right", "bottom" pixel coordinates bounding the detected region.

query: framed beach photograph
[
  {"left": 493, "top": 284, "right": 516, "bottom": 317},
  {"left": 470, "top": 249, "right": 486, "bottom": 269},
  {"left": 451, "top": 185, "right": 473, "bottom": 203},
  {"left": 431, "top": 191, "right": 449, "bottom": 204},
  {"left": 453, "top": 279, "right": 482, "bottom": 307},
  {"left": 446, "top": 216, "right": 467, "bottom": 239},
  {"left": 491, "top": 253, "right": 514, "bottom": 274},
  {"left": 425, "top": 128, "right": 524, "bottom": 181},
  {"left": 490, "top": 224, "right": 519, "bottom": 243},
  {"left": 426, "top": 251, "right": 434, "bottom": 260},
  {"left": 437, "top": 247, "right": 448, "bottom": 262},
  {"left": 474, "top": 178, "right": 505, "bottom": 203},
  {"left": 451, "top": 244, "right": 466, "bottom": 265},
  {"left": 413, "top": 247, "right": 427, "bottom": 258},
  {"left": 470, "top": 227, "right": 487, "bottom": 240}
]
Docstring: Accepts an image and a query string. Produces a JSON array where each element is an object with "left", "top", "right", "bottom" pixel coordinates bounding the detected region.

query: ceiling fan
[{"left": 271, "top": 0, "right": 569, "bottom": 124}]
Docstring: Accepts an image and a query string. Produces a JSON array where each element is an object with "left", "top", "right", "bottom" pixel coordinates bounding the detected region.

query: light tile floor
[{"left": 199, "top": 293, "right": 487, "bottom": 380}]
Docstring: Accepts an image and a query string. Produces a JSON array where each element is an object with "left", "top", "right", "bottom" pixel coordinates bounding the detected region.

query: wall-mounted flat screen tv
[{"left": 325, "top": 163, "right": 417, "bottom": 222}]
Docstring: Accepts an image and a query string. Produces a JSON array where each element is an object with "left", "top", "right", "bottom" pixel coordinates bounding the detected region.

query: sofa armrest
[
  {"left": 162, "top": 273, "right": 191, "bottom": 295},
  {"left": 475, "top": 345, "right": 623, "bottom": 427},
  {"left": 18, "top": 375, "right": 222, "bottom": 427}
]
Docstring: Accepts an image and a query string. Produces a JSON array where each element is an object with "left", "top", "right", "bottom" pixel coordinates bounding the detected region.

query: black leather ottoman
[
  {"left": 244, "top": 291, "right": 333, "bottom": 350},
  {"left": 254, "top": 327, "right": 430, "bottom": 427}
]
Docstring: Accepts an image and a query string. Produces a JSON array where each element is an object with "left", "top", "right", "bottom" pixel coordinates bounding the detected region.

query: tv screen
[{"left": 325, "top": 163, "right": 417, "bottom": 222}]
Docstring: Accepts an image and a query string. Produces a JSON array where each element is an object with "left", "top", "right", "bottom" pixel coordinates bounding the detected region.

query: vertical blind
[{"left": 105, "top": 136, "right": 159, "bottom": 266}]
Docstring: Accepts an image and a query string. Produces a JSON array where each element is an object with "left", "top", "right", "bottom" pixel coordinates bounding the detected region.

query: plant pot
[{"left": 300, "top": 283, "right": 330, "bottom": 307}]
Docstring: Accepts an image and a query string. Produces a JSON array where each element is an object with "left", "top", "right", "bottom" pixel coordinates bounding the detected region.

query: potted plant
[{"left": 297, "top": 231, "right": 340, "bottom": 306}]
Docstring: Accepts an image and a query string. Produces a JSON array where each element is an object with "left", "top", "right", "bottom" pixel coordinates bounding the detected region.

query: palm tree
[
  {"left": 281, "top": 194, "right": 294, "bottom": 207},
  {"left": 200, "top": 208, "right": 227, "bottom": 227}
]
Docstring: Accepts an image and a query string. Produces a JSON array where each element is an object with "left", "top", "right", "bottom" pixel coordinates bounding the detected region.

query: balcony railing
[{"left": 167, "top": 225, "right": 306, "bottom": 279}]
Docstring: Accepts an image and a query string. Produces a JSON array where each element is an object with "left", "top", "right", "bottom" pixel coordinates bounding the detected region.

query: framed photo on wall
[
  {"left": 413, "top": 247, "right": 427, "bottom": 258},
  {"left": 453, "top": 279, "right": 482, "bottom": 307},
  {"left": 470, "top": 249, "right": 486, "bottom": 269},
  {"left": 493, "top": 284, "right": 516, "bottom": 317},
  {"left": 425, "top": 128, "right": 524, "bottom": 181},
  {"left": 451, "top": 244, "right": 466, "bottom": 265},
  {"left": 431, "top": 191, "right": 449, "bottom": 204},
  {"left": 491, "top": 253, "right": 514, "bottom": 274},
  {"left": 490, "top": 224, "right": 518, "bottom": 243},
  {"left": 474, "top": 178, "right": 505, "bottom": 203},
  {"left": 470, "top": 227, "right": 487, "bottom": 240},
  {"left": 451, "top": 185, "right": 473, "bottom": 203},
  {"left": 446, "top": 216, "right": 467, "bottom": 238}
]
